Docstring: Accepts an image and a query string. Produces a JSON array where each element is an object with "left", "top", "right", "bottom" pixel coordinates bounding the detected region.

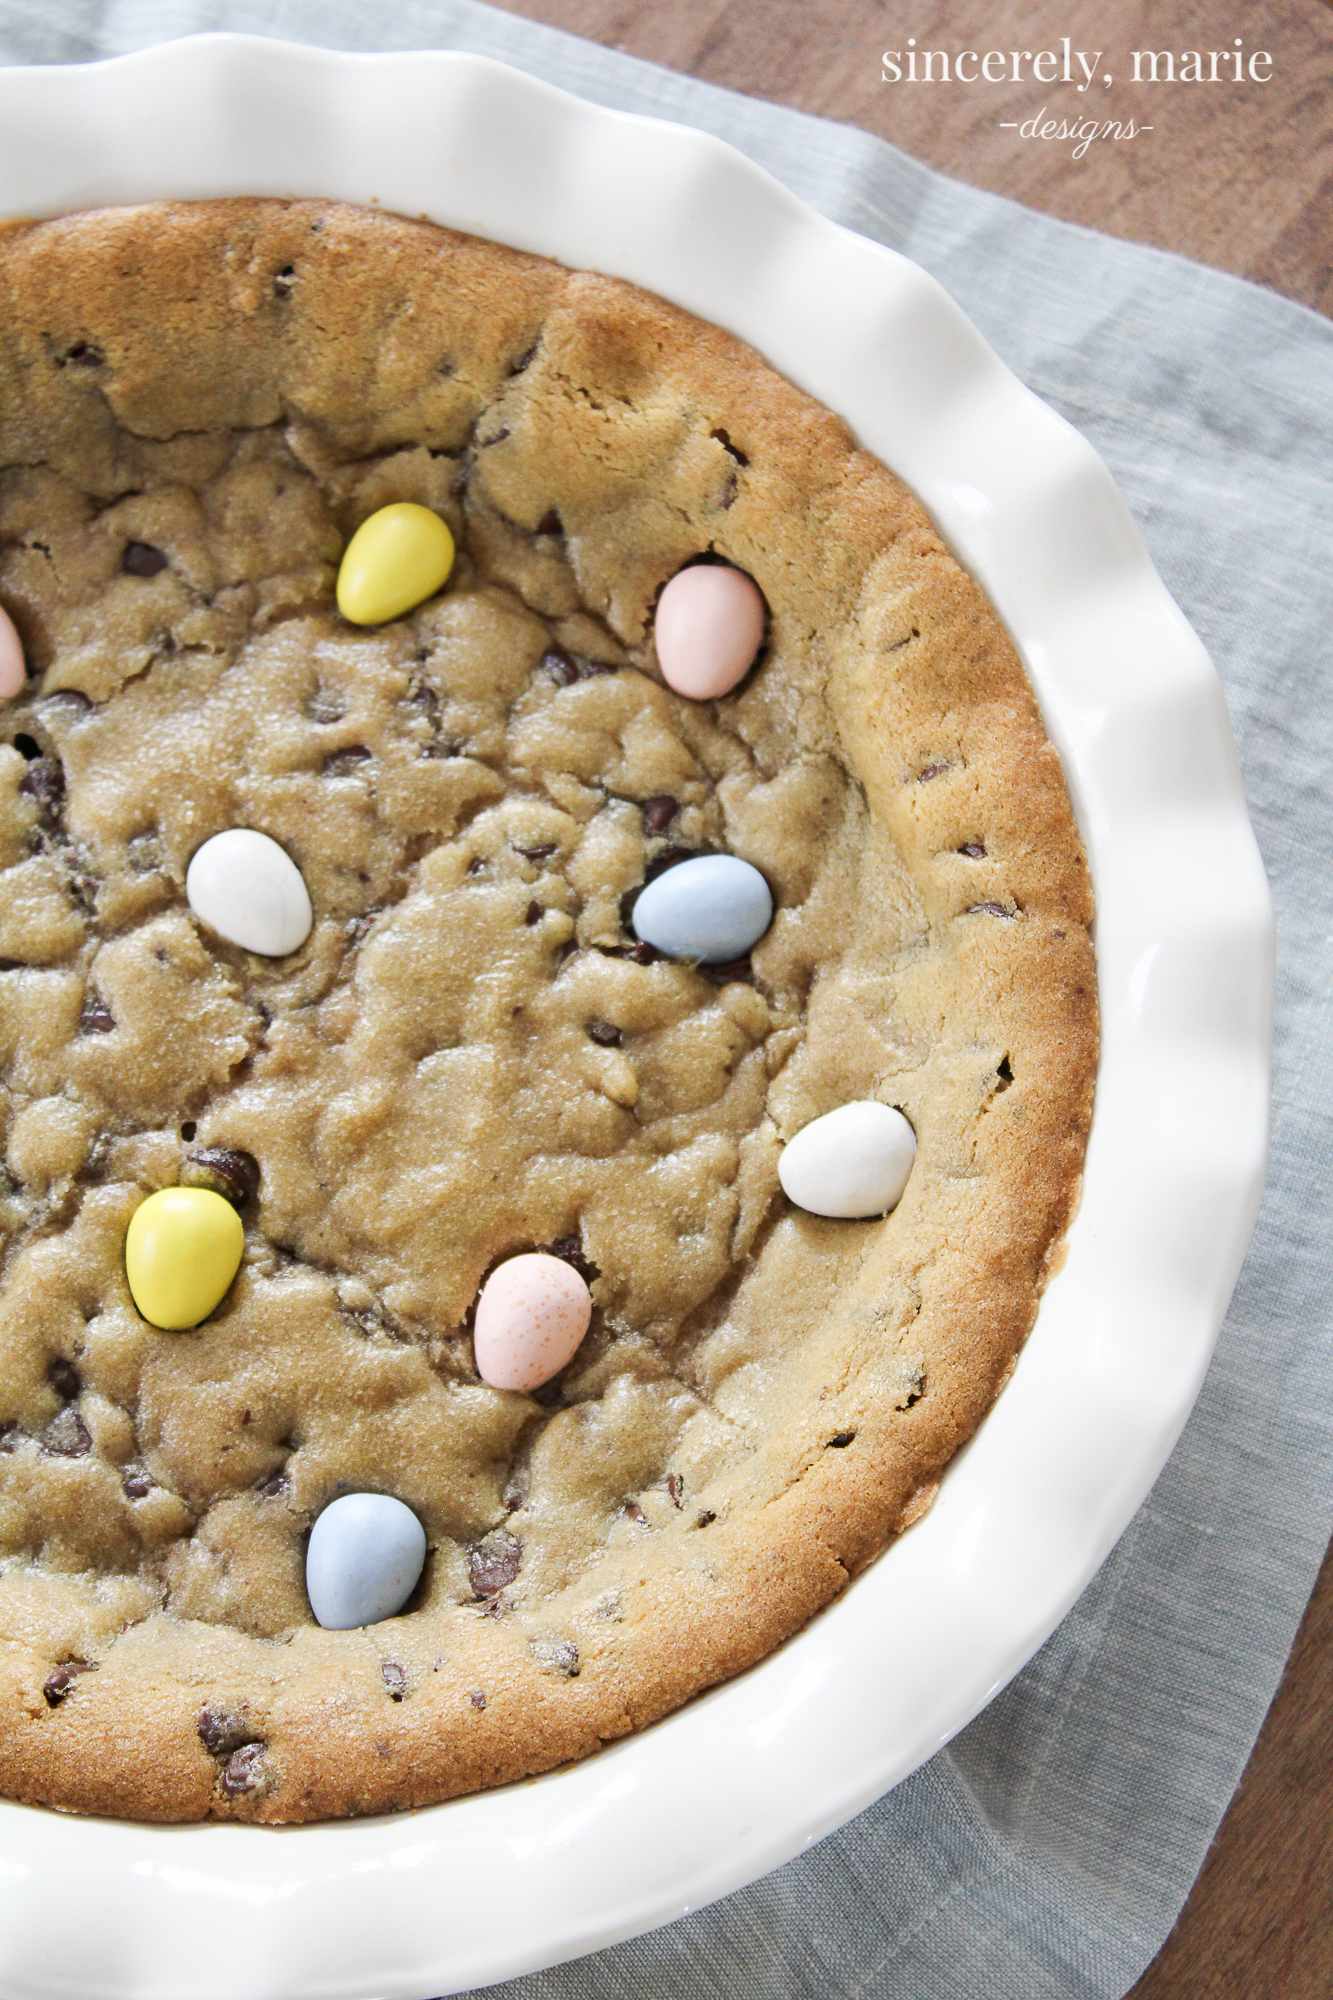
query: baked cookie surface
[{"left": 0, "top": 201, "right": 1096, "bottom": 1822}]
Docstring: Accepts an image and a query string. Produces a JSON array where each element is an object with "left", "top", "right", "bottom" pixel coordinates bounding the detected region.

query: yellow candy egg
[
  {"left": 335, "top": 503, "right": 455, "bottom": 626},
  {"left": 125, "top": 1188, "right": 244, "bottom": 1331}
]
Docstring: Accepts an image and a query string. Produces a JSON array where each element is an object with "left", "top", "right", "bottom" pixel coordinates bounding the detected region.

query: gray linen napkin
[{"left": 2, "top": 5, "right": 1331, "bottom": 1997}]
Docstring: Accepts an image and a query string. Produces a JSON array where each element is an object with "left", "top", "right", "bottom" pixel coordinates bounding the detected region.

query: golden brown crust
[{"left": 0, "top": 201, "right": 1096, "bottom": 1822}]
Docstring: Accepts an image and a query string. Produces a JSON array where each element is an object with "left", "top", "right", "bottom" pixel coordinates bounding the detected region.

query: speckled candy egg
[
  {"left": 186, "top": 828, "right": 313, "bottom": 958},
  {"left": 632, "top": 853, "right": 773, "bottom": 964},
  {"left": 778, "top": 1102, "right": 918, "bottom": 1218},
  {"left": 473, "top": 1253, "right": 593, "bottom": 1393},
  {"left": 0, "top": 604, "right": 24, "bottom": 700},
  {"left": 305, "top": 1493, "right": 428, "bottom": 1631},
  {"left": 654, "top": 563, "right": 766, "bottom": 700}
]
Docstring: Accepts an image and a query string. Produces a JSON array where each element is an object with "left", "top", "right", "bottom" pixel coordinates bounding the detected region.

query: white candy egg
[
  {"left": 306, "top": 1493, "right": 427, "bottom": 1630},
  {"left": 186, "top": 828, "right": 313, "bottom": 957},
  {"left": 778, "top": 1101, "right": 917, "bottom": 1219}
]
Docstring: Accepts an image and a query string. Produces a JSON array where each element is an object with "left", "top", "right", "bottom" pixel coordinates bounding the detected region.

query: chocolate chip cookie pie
[{"left": 0, "top": 201, "right": 1096, "bottom": 1822}]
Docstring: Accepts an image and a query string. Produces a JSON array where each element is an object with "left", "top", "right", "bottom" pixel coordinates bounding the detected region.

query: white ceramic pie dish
[{"left": 0, "top": 35, "right": 1273, "bottom": 2000}]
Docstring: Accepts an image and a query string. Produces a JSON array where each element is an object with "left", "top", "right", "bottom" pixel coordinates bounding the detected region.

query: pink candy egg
[
  {"left": 654, "top": 563, "right": 765, "bottom": 700},
  {"left": 473, "top": 1252, "right": 593, "bottom": 1393},
  {"left": 0, "top": 605, "right": 25, "bottom": 701}
]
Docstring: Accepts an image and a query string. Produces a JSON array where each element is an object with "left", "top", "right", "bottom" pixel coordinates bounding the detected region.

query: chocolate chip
[
  {"left": 666, "top": 1473, "right": 684, "bottom": 1508},
  {"left": 39, "top": 689, "right": 91, "bottom": 721},
  {"left": 272, "top": 265, "right": 295, "bottom": 299},
  {"left": 68, "top": 871, "right": 97, "bottom": 915},
  {"left": 586, "top": 1019, "right": 621, "bottom": 1047},
  {"left": 701, "top": 956, "right": 754, "bottom": 987},
  {"left": 545, "top": 1237, "right": 601, "bottom": 1286},
  {"left": 531, "top": 1638, "right": 579, "bottom": 1678},
  {"left": 535, "top": 509, "right": 562, "bottom": 536},
  {"left": 469, "top": 1690, "right": 486, "bottom": 1711},
  {"left": 121, "top": 541, "right": 168, "bottom": 579},
  {"left": 43, "top": 1662, "right": 88, "bottom": 1706},
  {"left": 642, "top": 795, "right": 678, "bottom": 835},
  {"left": 58, "top": 342, "right": 104, "bottom": 369},
  {"left": 79, "top": 997, "right": 115, "bottom": 1035},
  {"left": 539, "top": 649, "right": 579, "bottom": 687},
  {"left": 478, "top": 1592, "right": 509, "bottom": 1618},
  {"left": 538, "top": 648, "right": 613, "bottom": 687},
  {"left": 695, "top": 1509, "right": 716, "bottom": 1528},
  {"left": 827, "top": 1431, "right": 856, "bottom": 1448},
  {"left": 959, "top": 842, "right": 986, "bottom": 859},
  {"left": 515, "top": 843, "right": 557, "bottom": 862},
  {"left": 606, "top": 941, "right": 659, "bottom": 966},
  {"left": 197, "top": 1703, "right": 255, "bottom": 1757},
  {"left": 47, "top": 1357, "right": 80, "bottom": 1402},
  {"left": 18, "top": 756, "right": 64, "bottom": 825},
  {"left": 917, "top": 761, "right": 950, "bottom": 782},
  {"left": 323, "top": 745, "right": 372, "bottom": 778},
  {"left": 255, "top": 1469, "right": 287, "bottom": 1499},
  {"left": 710, "top": 427, "right": 749, "bottom": 466},
  {"left": 127, "top": 830, "right": 163, "bottom": 873},
  {"left": 43, "top": 1408, "right": 91, "bottom": 1457},
  {"left": 306, "top": 686, "right": 345, "bottom": 724},
  {"left": 220, "top": 1742, "right": 265, "bottom": 1795},
  {"left": 480, "top": 426, "right": 510, "bottom": 447},
  {"left": 180, "top": 1147, "right": 260, "bottom": 1206},
  {"left": 643, "top": 844, "right": 696, "bottom": 883},
  {"left": 967, "top": 902, "right": 1016, "bottom": 918},
  {"left": 122, "top": 1466, "right": 153, "bottom": 1499},
  {"left": 381, "top": 1662, "right": 407, "bottom": 1701},
  {"left": 467, "top": 855, "right": 486, "bottom": 875},
  {"left": 469, "top": 1529, "right": 522, "bottom": 1598},
  {"left": 622, "top": 1500, "right": 647, "bottom": 1525},
  {"left": 524, "top": 899, "right": 543, "bottom": 926}
]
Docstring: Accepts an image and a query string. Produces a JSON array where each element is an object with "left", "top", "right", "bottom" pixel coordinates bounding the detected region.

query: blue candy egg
[
  {"left": 306, "top": 1492, "right": 427, "bottom": 1630},
  {"left": 632, "top": 854, "right": 773, "bottom": 963}
]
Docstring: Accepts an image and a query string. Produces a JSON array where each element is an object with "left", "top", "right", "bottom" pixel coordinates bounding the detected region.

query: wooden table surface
[{"left": 490, "top": 1, "right": 1333, "bottom": 1991}]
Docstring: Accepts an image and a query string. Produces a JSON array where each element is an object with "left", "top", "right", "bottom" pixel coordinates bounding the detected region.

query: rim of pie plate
[{"left": 0, "top": 34, "right": 1273, "bottom": 2000}]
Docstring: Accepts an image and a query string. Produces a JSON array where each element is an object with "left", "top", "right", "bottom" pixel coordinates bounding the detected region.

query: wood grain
[
  {"left": 498, "top": 0, "right": 1333, "bottom": 316},
  {"left": 486, "top": 1, "right": 1333, "bottom": 1990},
  {"left": 1131, "top": 1541, "right": 1333, "bottom": 1999}
]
